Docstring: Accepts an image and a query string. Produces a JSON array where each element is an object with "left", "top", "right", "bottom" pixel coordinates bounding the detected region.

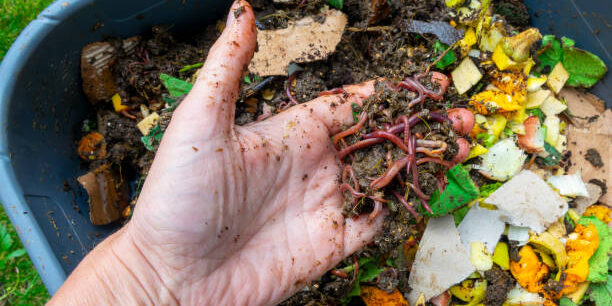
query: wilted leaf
[
  {"left": 327, "top": 0, "right": 343, "bottom": 9},
  {"left": 434, "top": 40, "right": 457, "bottom": 70}
]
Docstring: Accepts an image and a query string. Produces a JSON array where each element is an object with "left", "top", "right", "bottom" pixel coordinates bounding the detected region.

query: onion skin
[
  {"left": 448, "top": 108, "right": 475, "bottom": 136},
  {"left": 430, "top": 291, "right": 451, "bottom": 306},
  {"left": 517, "top": 116, "right": 544, "bottom": 153},
  {"left": 452, "top": 138, "right": 471, "bottom": 164}
]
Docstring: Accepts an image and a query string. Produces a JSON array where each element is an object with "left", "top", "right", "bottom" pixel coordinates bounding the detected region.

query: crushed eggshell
[
  {"left": 249, "top": 10, "right": 347, "bottom": 76},
  {"left": 484, "top": 170, "right": 568, "bottom": 233},
  {"left": 458, "top": 204, "right": 505, "bottom": 254},
  {"left": 547, "top": 171, "right": 589, "bottom": 198},
  {"left": 137, "top": 112, "right": 160, "bottom": 136},
  {"left": 507, "top": 225, "right": 530, "bottom": 246},
  {"left": 408, "top": 215, "right": 475, "bottom": 305}
]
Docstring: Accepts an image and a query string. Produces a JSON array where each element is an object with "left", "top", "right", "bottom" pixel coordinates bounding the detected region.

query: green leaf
[
  {"left": 538, "top": 142, "right": 562, "bottom": 167},
  {"left": 480, "top": 182, "right": 503, "bottom": 198},
  {"left": 243, "top": 75, "right": 252, "bottom": 85},
  {"left": 424, "top": 165, "right": 480, "bottom": 217},
  {"left": 359, "top": 261, "right": 385, "bottom": 282},
  {"left": 327, "top": 0, "right": 343, "bottom": 9},
  {"left": 559, "top": 297, "right": 578, "bottom": 306},
  {"left": 578, "top": 217, "right": 612, "bottom": 283},
  {"left": 453, "top": 204, "right": 470, "bottom": 225},
  {"left": 561, "top": 36, "right": 575, "bottom": 47},
  {"left": 537, "top": 35, "right": 607, "bottom": 88},
  {"left": 7, "top": 249, "right": 27, "bottom": 259},
  {"left": 586, "top": 275, "right": 612, "bottom": 305},
  {"left": 160, "top": 73, "right": 193, "bottom": 97},
  {"left": 537, "top": 35, "right": 563, "bottom": 70},
  {"left": 476, "top": 133, "right": 496, "bottom": 148},
  {"left": 140, "top": 125, "right": 164, "bottom": 152},
  {"left": 0, "top": 224, "right": 13, "bottom": 251},
  {"left": 562, "top": 46, "right": 608, "bottom": 88},
  {"left": 527, "top": 108, "right": 545, "bottom": 122},
  {"left": 433, "top": 40, "right": 457, "bottom": 70}
]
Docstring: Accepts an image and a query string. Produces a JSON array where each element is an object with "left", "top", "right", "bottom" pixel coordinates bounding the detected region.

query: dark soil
[
  {"left": 77, "top": 0, "right": 533, "bottom": 305},
  {"left": 483, "top": 265, "right": 514, "bottom": 306},
  {"left": 585, "top": 148, "right": 604, "bottom": 168},
  {"left": 493, "top": 0, "right": 530, "bottom": 29}
]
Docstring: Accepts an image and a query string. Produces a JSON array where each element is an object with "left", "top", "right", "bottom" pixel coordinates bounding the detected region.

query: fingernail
[{"left": 226, "top": 0, "right": 243, "bottom": 27}]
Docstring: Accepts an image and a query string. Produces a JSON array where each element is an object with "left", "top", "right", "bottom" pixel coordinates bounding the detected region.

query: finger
[
  {"left": 175, "top": 0, "right": 256, "bottom": 136},
  {"left": 275, "top": 80, "right": 376, "bottom": 136},
  {"left": 342, "top": 209, "right": 387, "bottom": 257}
]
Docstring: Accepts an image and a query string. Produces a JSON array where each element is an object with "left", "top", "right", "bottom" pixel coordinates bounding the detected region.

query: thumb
[{"left": 174, "top": 0, "right": 256, "bottom": 137}]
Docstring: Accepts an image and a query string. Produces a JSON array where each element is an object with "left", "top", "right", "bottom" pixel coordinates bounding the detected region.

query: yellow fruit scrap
[
  {"left": 500, "top": 28, "right": 542, "bottom": 62},
  {"left": 361, "top": 286, "right": 409, "bottom": 306},
  {"left": 510, "top": 245, "right": 549, "bottom": 293},
  {"left": 112, "top": 93, "right": 130, "bottom": 112},
  {"left": 491, "top": 44, "right": 535, "bottom": 75},
  {"left": 492, "top": 242, "right": 510, "bottom": 270},
  {"left": 491, "top": 72, "right": 526, "bottom": 105},
  {"left": 562, "top": 223, "right": 600, "bottom": 295},
  {"left": 458, "top": 27, "right": 478, "bottom": 55},
  {"left": 529, "top": 231, "right": 568, "bottom": 269},
  {"left": 583, "top": 205, "right": 612, "bottom": 223},
  {"left": 467, "top": 143, "right": 488, "bottom": 160},
  {"left": 469, "top": 90, "right": 521, "bottom": 115}
]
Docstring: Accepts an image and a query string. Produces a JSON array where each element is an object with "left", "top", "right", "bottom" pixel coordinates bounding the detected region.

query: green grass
[
  {"left": 0, "top": 0, "right": 54, "bottom": 60},
  {"left": 1, "top": 0, "right": 55, "bottom": 304}
]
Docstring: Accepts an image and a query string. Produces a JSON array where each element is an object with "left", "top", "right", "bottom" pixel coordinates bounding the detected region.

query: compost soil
[{"left": 79, "top": 0, "right": 532, "bottom": 304}]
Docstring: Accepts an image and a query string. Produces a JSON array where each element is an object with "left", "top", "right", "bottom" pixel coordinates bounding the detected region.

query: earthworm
[
  {"left": 331, "top": 269, "right": 349, "bottom": 279},
  {"left": 416, "top": 157, "right": 455, "bottom": 167},
  {"left": 384, "top": 111, "right": 450, "bottom": 135},
  {"left": 338, "top": 138, "right": 384, "bottom": 159},
  {"left": 362, "top": 131, "right": 410, "bottom": 152},
  {"left": 318, "top": 88, "right": 346, "bottom": 97},
  {"left": 408, "top": 182, "right": 431, "bottom": 201},
  {"left": 342, "top": 165, "right": 360, "bottom": 192},
  {"left": 333, "top": 112, "right": 368, "bottom": 150},
  {"left": 285, "top": 71, "right": 300, "bottom": 106},
  {"left": 408, "top": 135, "right": 433, "bottom": 214},
  {"left": 393, "top": 191, "right": 420, "bottom": 219},
  {"left": 416, "top": 147, "right": 442, "bottom": 158},
  {"left": 368, "top": 200, "right": 383, "bottom": 222},
  {"left": 340, "top": 183, "right": 365, "bottom": 199},
  {"left": 370, "top": 156, "right": 410, "bottom": 190}
]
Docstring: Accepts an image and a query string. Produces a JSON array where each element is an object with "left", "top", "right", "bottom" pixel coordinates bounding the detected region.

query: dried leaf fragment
[{"left": 249, "top": 10, "right": 347, "bottom": 76}]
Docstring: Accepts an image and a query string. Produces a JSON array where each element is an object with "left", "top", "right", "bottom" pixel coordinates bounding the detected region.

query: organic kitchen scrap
[{"left": 74, "top": 1, "right": 611, "bottom": 305}]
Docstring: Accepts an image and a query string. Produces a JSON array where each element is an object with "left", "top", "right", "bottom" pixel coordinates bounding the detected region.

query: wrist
[{"left": 49, "top": 225, "right": 178, "bottom": 305}]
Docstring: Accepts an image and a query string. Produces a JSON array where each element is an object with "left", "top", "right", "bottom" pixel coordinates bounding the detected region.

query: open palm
[{"left": 127, "top": 1, "right": 383, "bottom": 304}]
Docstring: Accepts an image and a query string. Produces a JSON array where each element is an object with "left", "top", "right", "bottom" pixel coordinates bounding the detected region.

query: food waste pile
[{"left": 75, "top": 0, "right": 611, "bottom": 305}]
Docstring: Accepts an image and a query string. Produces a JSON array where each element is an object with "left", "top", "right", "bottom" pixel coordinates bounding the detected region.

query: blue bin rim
[{"left": 0, "top": 0, "right": 93, "bottom": 295}]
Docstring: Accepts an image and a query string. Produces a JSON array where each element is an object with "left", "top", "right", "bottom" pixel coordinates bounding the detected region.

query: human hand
[{"left": 50, "top": 1, "right": 383, "bottom": 305}]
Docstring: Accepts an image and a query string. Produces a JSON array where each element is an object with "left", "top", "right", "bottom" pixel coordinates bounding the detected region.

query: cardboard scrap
[
  {"left": 560, "top": 88, "right": 611, "bottom": 206},
  {"left": 81, "top": 37, "right": 139, "bottom": 104},
  {"left": 249, "top": 10, "right": 347, "bottom": 76},
  {"left": 484, "top": 170, "right": 568, "bottom": 233},
  {"left": 77, "top": 164, "right": 129, "bottom": 225},
  {"left": 408, "top": 215, "right": 475, "bottom": 305}
]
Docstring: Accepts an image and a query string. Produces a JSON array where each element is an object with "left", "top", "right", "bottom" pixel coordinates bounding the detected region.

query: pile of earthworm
[{"left": 330, "top": 72, "right": 475, "bottom": 221}]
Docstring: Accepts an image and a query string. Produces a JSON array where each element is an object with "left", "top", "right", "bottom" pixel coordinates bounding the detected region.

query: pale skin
[{"left": 49, "top": 1, "right": 384, "bottom": 305}]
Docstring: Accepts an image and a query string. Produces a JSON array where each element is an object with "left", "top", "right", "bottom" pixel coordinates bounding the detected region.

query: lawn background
[{"left": 1, "top": 0, "right": 55, "bottom": 305}]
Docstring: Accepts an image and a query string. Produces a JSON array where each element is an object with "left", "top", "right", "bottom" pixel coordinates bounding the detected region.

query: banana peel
[{"left": 529, "top": 231, "right": 568, "bottom": 269}]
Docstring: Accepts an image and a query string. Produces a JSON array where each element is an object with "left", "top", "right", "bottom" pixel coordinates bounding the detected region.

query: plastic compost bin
[{"left": 0, "top": 0, "right": 610, "bottom": 296}]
